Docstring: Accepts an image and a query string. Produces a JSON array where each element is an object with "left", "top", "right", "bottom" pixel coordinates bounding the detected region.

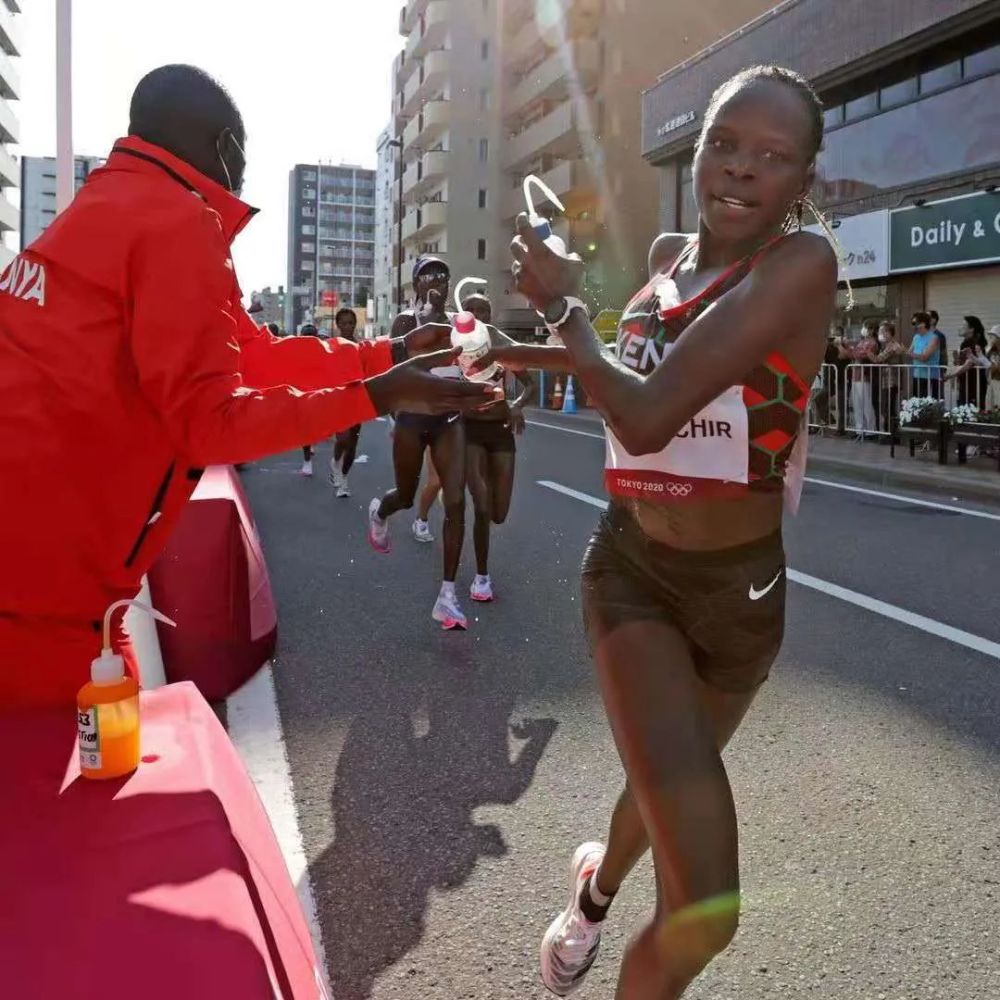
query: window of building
[
  {"left": 844, "top": 91, "right": 877, "bottom": 121},
  {"left": 302, "top": 260, "right": 315, "bottom": 271},
  {"left": 964, "top": 43, "right": 1000, "bottom": 78},
  {"left": 302, "top": 242, "right": 316, "bottom": 253},
  {"left": 823, "top": 104, "right": 844, "bottom": 129},
  {"left": 879, "top": 76, "right": 917, "bottom": 109},
  {"left": 920, "top": 60, "right": 961, "bottom": 94},
  {"left": 477, "top": 239, "right": 488, "bottom": 260},
  {"left": 479, "top": 138, "right": 489, "bottom": 162},
  {"left": 302, "top": 225, "right": 316, "bottom": 236},
  {"left": 481, "top": 39, "right": 489, "bottom": 60},
  {"left": 304, "top": 171, "right": 317, "bottom": 182},
  {"left": 478, "top": 188, "right": 488, "bottom": 209}
]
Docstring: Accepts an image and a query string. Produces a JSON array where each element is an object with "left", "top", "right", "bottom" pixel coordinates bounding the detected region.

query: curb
[{"left": 804, "top": 454, "right": 1000, "bottom": 506}]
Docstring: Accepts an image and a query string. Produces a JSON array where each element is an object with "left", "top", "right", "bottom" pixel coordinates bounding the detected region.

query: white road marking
[
  {"left": 227, "top": 665, "right": 332, "bottom": 996},
  {"left": 537, "top": 480, "right": 1000, "bottom": 662},
  {"left": 527, "top": 419, "right": 604, "bottom": 440},
  {"left": 530, "top": 419, "right": 1000, "bottom": 520},
  {"left": 802, "top": 476, "right": 1000, "bottom": 522}
]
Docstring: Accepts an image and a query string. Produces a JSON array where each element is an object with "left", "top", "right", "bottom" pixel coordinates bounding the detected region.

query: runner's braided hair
[{"left": 703, "top": 65, "right": 853, "bottom": 308}]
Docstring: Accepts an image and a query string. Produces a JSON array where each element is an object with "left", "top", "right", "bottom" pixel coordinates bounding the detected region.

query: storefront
[
  {"left": 808, "top": 209, "right": 897, "bottom": 335},
  {"left": 890, "top": 191, "right": 1000, "bottom": 342}
]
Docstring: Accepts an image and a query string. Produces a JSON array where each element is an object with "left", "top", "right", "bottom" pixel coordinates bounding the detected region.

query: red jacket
[{"left": 0, "top": 136, "right": 393, "bottom": 621}]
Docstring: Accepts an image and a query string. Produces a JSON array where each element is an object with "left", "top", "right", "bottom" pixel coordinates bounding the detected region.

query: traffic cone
[
  {"left": 552, "top": 378, "right": 563, "bottom": 410},
  {"left": 562, "top": 376, "right": 578, "bottom": 414}
]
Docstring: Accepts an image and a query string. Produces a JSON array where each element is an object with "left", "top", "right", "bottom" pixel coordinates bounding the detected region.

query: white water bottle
[
  {"left": 523, "top": 175, "right": 582, "bottom": 345},
  {"left": 450, "top": 277, "right": 499, "bottom": 383}
]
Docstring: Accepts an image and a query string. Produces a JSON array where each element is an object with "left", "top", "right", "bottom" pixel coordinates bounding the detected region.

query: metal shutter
[{"left": 926, "top": 266, "right": 1000, "bottom": 349}]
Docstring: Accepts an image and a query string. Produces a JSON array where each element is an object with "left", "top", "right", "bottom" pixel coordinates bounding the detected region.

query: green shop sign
[{"left": 891, "top": 192, "right": 1000, "bottom": 273}]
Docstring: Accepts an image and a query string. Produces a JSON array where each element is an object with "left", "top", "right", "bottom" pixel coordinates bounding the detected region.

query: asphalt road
[{"left": 242, "top": 412, "right": 1000, "bottom": 1000}]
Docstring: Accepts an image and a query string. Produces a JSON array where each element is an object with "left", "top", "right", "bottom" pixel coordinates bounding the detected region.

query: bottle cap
[
  {"left": 530, "top": 215, "right": 553, "bottom": 241},
  {"left": 91, "top": 648, "right": 126, "bottom": 686},
  {"left": 454, "top": 312, "right": 477, "bottom": 334}
]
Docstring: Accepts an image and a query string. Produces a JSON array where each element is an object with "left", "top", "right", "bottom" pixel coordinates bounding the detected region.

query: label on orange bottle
[{"left": 78, "top": 706, "right": 101, "bottom": 770}]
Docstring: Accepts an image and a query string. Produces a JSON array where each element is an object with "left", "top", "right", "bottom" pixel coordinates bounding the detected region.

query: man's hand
[
  {"left": 510, "top": 213, "right": 585, "bottom": 312},
  {"left": 507, "top": 403, "right": 526, "bottom": 435},
  {"left": 417, "top": 287, "right": 449, "bottom": 324},
  {"left": 399, "top": 321, "right": 454, "bottom": 358},
  {"left": 366, "top": 349, "right": 494, "bottom": 415}
]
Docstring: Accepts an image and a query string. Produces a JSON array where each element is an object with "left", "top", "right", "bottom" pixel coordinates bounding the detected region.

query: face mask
[{"left": 216, "top": 131, "right": 246, "bottom": 195}]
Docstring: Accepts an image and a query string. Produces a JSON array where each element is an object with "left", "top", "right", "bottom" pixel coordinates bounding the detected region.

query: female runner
[{"left": 498, "top": 66, "right": 839, "bottom": 998}]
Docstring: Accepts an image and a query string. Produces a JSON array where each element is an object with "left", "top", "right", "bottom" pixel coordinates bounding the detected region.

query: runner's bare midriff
[{"left": 620, "top": 491, "right": 783, "bottom": 550}]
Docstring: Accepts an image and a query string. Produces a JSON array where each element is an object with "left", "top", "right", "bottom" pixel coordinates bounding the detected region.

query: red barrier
[
  {"left": 148, "top": 466, "right": 277, "bottom": 701},
  {"left": 0, "top": 682, "right": 327, "bottom": 1000}
]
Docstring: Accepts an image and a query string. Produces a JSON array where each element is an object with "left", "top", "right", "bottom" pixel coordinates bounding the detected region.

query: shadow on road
[{"left": 311, "top": 641, "right": 557, "bottom": 1000}]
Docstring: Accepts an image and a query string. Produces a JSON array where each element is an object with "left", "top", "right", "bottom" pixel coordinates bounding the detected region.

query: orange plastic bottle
[{"left": 77, "top": 599, "right": 174, "bottom": 780}]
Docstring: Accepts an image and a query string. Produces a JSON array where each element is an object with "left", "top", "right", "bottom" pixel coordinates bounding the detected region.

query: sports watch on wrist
[{"left": 542, "top": 296, "right": 587, "bottom": 334}]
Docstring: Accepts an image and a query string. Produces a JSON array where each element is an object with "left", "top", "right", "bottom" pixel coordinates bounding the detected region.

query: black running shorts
[
  {"left": 581, "top": 504, "right": 786, "bottom": 693},
  {"left": 464, "top": 418, "right": 516, "bottom": 453},
  {"left": 394, "top": 412, "right": 460, "bottom": 446}
]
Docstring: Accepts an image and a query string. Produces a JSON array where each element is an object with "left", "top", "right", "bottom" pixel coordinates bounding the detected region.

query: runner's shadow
[{"left": 312, "top": 648, "right": 556, "bottom": 1000}]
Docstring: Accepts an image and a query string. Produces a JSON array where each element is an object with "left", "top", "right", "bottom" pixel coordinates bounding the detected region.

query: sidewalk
[{"left": 528, "top": 407, "right": 1000, "bottom": 506}]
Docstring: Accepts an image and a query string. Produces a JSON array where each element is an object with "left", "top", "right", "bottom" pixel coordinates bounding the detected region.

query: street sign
[
  {"left": 891, "top": 192, "right": 1000, "bottom": 273},
  {"left": 321, "top": 290, "right": 339, "bottom": 308},
  {"left": 593, "top": 309, "right": 622, "bottom": 344}
]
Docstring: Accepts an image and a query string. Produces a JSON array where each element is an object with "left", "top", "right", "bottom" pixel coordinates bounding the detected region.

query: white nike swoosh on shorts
[{"left": 749, "top": 569, "right": 784, "bottom": 601}]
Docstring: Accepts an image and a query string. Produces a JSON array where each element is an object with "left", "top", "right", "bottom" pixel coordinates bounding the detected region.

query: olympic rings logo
[{"left": 611, "top": 476, "right": 695, "bottom": 498}]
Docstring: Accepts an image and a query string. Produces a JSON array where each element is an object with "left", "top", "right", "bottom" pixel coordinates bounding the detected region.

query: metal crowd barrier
[{"left": 809, "top": 364, "right": 992, "bottom": 440}]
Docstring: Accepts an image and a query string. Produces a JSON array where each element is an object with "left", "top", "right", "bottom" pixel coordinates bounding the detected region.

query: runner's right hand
[{"left": 366, "top": 349, "right": 494, "bottom": 415}]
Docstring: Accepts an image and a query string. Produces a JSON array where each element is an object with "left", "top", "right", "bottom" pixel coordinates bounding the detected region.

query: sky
[{"left": 17, "top": 0, "right": 403, "bottom": 294}]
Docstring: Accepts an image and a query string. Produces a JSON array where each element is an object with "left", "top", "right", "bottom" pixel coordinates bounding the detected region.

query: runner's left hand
[
  {"left": 508, "top": 404, "right": 526, "bottom": 435},
  {"left": 399, "top": 322, "right": 454, "bottom": 358},
  {"left": 510, "top": 213, "right": 585, "bottom": 311}
]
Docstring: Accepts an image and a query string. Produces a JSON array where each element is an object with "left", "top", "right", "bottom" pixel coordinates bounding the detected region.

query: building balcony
[
  {"left": 504, "top": 0, "right": 599, "bottom": 72},
  {"left": 0, "top": 94, "right": 17, "bottom": 144},
  {"left": 402, "top": 48, "right": 449, "bottom": 116},
  {"left": 504, "top": 100, "right": 592, "bottom": 170},
  {"left": 408, "top": 0, "right": 449, "bottom": 61},
  {"left": 394, "top": 47, "right": 419, "bottom": 90},
  {"left": 403, "top": 99, "right": 450, "bottom": 154},
  {"left": 402, "top": 149, "right": 449, "bottom": 202},
  {"left": 0, "top": 190, "right": 18, "bottom": 232},
  {"left": 0, "top": 139, "right": 16, "bottom": 188},
  {"left": 0, "top": 1, "right": 19, "bottom": 57},
  {"left": 503, "top": 158, "right": 593, "bottom": 219},
  {"left": 399, "top": 0, "right": 430, "bottom": 37},
  {"left": 506, "top": 39, "right": 598, "bottom": 121},
  {"left": 401, "top": 200, "right": 447, "bottom": 242},
  {"left": 0, "top": 42, "right": 19, "bottom": 100}
]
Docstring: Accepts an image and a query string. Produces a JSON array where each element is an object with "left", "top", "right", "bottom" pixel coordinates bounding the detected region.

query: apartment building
[
  {"left": 497, "top": 0, "right": 776, "bottom": 331},
  {"left": 373, "top": 124, "right": 399, "bottom": 335},
  {"left": 392, "top": 0, "right": 508, "bottom": 314},
  {"left": 20, "top": 155, "right": 105, "bottom": 248},
  {"left": 642, "top": 0, "right": 1000, "bottom": 339},
  {"left": 0, "top": 0, "right": 21, "bottom": 267},
  {"left": 286, "top": 163, "right": 376, "bottom": 333},
  {"left": 249, "top": 286, "right": 286, "bottom": 331}
]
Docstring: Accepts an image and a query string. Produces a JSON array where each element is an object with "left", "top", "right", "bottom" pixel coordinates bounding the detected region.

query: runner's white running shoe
[
  {"left": 330, "top": 462, "right": 351, "bottom": 498},
  {"left": 337, "top": 481, "right": 351, "bottom": 499},
  {"left": 470, "top": 575, "right": 494, "bottom": 602},
  {"left": 540, "top": 842, "right": 607, "bottom": 996},
  {"left": 432, "top": 589, "right": 467, "bottom": 631},
  {"left": 367, "top": 498, "right": 390, "bottom": 553},
  {"left": 412, "top": 519, "right": 434, "bottom": 544},
  {"left": 301, "top": 459, "right": 313, "bottom": 477}
]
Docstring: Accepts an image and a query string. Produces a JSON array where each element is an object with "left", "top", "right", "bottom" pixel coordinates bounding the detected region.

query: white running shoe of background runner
[
  {"left": 540, "top": 842, "right": 607, "bottom": 996},
  {"left": 367, "top": 498, "right": 390, "bottom": 553},
  {"left": 301, "top": 458, "right": 313, "bottom": 477},
  {"left": 470, "top": 575, "right": 494, "bottom": 602},
  {"left": 330, "top": 463, "right": 351, "bottom": 498},
  {"left": 412, "top": 519, "right": 434, "bottom": 544},
  {"left": 432, "top": 589, "right": 467, "bottom": 630}
]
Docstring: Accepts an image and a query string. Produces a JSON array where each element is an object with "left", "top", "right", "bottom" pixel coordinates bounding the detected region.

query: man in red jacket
[{"left": 0, "top": 65, "right": 488, "bottom": 708}]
